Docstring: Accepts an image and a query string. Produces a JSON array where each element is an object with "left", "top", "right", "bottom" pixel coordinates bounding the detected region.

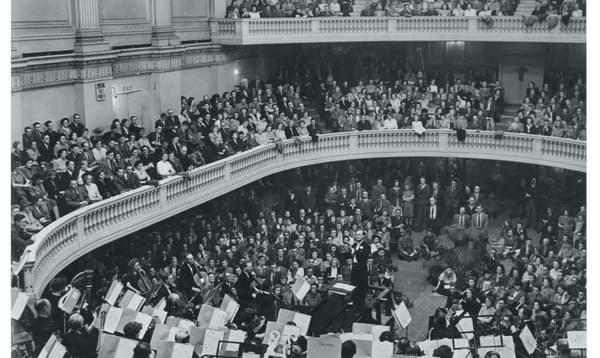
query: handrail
[
  {"left": 16, "top": 130, "right": 585, "bottom": 297},
  {"left": 209, "top": 16, "right": 585, "bottom": 45}
]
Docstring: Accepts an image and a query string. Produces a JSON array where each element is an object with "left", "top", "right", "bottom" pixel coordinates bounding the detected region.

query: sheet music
[
  {"left": 120, "top": 290, "right": 145, "bottom": 311},
  {"left": 37, "top": 334, "right": 57, "bottom": 358},
  {"left": 103, "top": 306, "right": 123, "bottom": 333},
  {"left": 136, "top": 312, "right": 152, "bottom": 339},
  {"left": 519, "top": 325, "right": 537, "bottom": 354},
  {"left": 172, "top": 343, "right": 194, "bottom": 358},
  {"left": 150, "top": 324, "right": 173, "bottom": 350},
  {"left": 11, "top": 291, "right": 29, "bottom": 320},
  {"left": 276, "top": 309, "right": 295, "bottom": 324},
  {"left": 208, "top": 307, "right": 227, "bottom": 329},
  {"left": 116, "top": 308, "right": 138, "bottom": 334},
  {"left": 393, "top": 301, "right": 412, "bottom": 329},
  {"left": 292, "top": 277, "right": 310, "bottom": 300},
  {"left": 221, "top": 295, "right": 240, "bottom": 323},
  {"left": 178, "top": 318, "right": 195, "bottom": 330},
  {"left": 126, "top": 292, "right": 145, "bottom": 310},
  {"left": 104, "top": 280, "right": 123, "bottom": 305},
  {"left": 197, "top": 304, "right": 214, "bottom": 328},
  {"left": 454, "top": 338, "right": 470, "bottom": 349},
  {"left": 293, "top": 312, "right": 311, "bottom": 336},
  {"left": 201, "top": 329, "right": 224, "bottom": 356},
  {"left": 47, "top": 341, "right": 67, "bottom": 358},
  {"left": 114, "top": 337, "right": 138, "bottom": 358},
  {"left": 332, "top": 282, "right": 355, "bottom": 291},
  {"left": 263, "top": 321, "right": 285, "bottom": 344},
  {"left": 165, "top": 316, "right": 180, "bottom": 327},
  {"left": 567, "top": 331, "right": 586, "bottom": 350},
  {"left": 226, "top": 330, "right": 246, "bottom": 351},
  {"left": 307, "top": 336, "right": 342, "bottom": 358},
  {"left": 58, "top": 288, "right": 81, "bottom": 314},
  {"left": 456, "top": 313, "right": 474, "bottom": 340},
  {"left": 142, "top": 306, "right": 165, "bottom": 323},
  {"left": 480, "top": 335, "right": 503, "bottom": 347},
  {"left": 352, "top": 323, "right": 389, "bottom": 340},
  {"left": 372, "top": 340, "right": 394, "bottom": 358}
]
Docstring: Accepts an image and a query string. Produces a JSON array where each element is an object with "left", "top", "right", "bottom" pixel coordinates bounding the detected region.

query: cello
[{"left": 135, "top": 268, "right": 155, "bottom": 299}]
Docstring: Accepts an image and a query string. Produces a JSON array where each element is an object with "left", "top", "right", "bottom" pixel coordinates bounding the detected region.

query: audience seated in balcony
[
  {"left": 225, "top": 0, "right": 586, "bottom": 19},
  {"left": 19, "top": 159, "right": 585, "bottom": 357},
  {"left": 11, "top": 58, "right": 585, "bottom": 267}
]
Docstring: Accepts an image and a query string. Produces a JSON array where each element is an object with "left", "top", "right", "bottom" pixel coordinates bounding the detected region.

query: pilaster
[
  {"left": 73, "top": 0, "right": 110, "bottom": 53},
  {"left": 151, "top": 0, "right": 180, "bottom": 47}
]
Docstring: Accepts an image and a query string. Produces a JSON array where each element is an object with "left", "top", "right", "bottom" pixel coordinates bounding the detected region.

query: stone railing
[
  {"left": 16, "top": 130, "right": 585, "bottom": 297},
  {"left": 209, "top": 16, "right": 585, "bottom": 45}
]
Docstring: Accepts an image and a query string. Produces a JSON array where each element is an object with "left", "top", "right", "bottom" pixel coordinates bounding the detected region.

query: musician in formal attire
[
  {"left": 177, "top": 253, "right": 204, "bottom": 300},
  {"left": 351, "top": 230, "right": 370, "bottom": 310},
  {"left": 235, "top": 261, "right": 255, "bottom": 307},
  {"left": 122, "top": 258, "right": 152, "bottom": 295},
  {"left": 151, "top": 272, "right": 177, "bottom": 305},
  {"left": 61, "top": 313, "right": 99, "bottom": 358}
]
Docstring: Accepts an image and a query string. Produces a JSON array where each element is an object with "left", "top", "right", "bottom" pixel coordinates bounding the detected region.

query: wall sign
[{"left": 95, "top": 82, "right": 106, "bottom": 101}]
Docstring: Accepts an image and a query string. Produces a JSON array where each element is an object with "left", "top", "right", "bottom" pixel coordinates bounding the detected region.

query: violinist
[
  {"left": 177, "top": 253, "right": 204, "bottom": 299},
  {"left": 121, "top": 258, "right": 153, "bottom": 297}
]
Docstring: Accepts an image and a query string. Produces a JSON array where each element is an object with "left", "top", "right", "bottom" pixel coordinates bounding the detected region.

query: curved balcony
[
  {"left": 209, "top": 16, "right": 585, "bottom": 45},
  {"left": 16, "top": 130, "right": 585, "bottom": 297}
]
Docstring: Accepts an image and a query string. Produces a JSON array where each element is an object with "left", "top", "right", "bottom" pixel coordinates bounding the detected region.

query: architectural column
[
  {"left": 151, "top": 0, "right": 180, "bottom": 46},
  {"left": 211, "top": 0, "right": 227, "bottom": 18},
  {"left": 73, "top": 0, "right": 110, "bottom": 53}
]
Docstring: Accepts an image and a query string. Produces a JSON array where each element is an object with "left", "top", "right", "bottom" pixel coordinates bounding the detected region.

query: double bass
[{"left": 135, "top": 268, "right": 155, "bottom": 299}]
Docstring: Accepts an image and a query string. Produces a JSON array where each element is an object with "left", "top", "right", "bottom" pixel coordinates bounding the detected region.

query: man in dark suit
[
  {"left": 471, "top": 205, "right": 489, "bottom": 236},
  {"left": 63, "top": 180, "right": 88, "bottom": 213},
  {"left": 444, "top": 180, "right": 460, "bottom": 220},
  {"left": 284, "top": 189, "right": 300, "bottom": 214},
  {"left": 357, "top": 116, "right": 372, "bottom": 131},
  {"left": 148, "top": 126, "right": 164, "bottom": 150},
  {"left": 307, "top": 118, "right": 320, "bottom": 141},
  {"left": 284, "top": 121, "right": 299, "bottom": 139},
  {"left": 154, "top": 114, "right": 168, "bottom": 132},
  {"left": 340, "top": 257, "right": 353, "bottom": 282},
  {"left": 415, "top": 177, "right": 432, "bottom": 231},
  {"left": 452, "top": 207, "right": 471, "bottom": 228},
  {"left": 69, "top": 113, "right": 86, "bottom": 137},
  {"left": 177, "top": 253, "right": 203, "bottom": 299},
  {"left": 357, "top": 191, "right": 374, "bottom": 218},
  {"left": 235, "top": 261, "right": 254, "bottom": 306},
  {"left": 99, "top": 151, "right": 118, "bottom": 178},
  {"left": 426, "top": 197, "right": 441, "bottom": 234},
  {"left": 351, "top": 230, "right": 371, "bottom": 310}
]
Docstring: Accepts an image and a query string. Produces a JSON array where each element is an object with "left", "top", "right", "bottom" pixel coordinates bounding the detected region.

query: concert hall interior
[{"left": 10, "top": 1, "right": 586, "bottom": 358}]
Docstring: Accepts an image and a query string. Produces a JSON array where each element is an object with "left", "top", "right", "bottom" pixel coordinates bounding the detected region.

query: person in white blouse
[
  {"left": 329, "top": 0, "right": 342, "bottom": 15},
  {"left": 83, "top": 174, "right": 103, "bottom": 203},
  {"left": 156, "top": 153, "right": 176, "bottom": 178},
  {"left": 383, "top": 116, "right": 399, "bottom": 130}
]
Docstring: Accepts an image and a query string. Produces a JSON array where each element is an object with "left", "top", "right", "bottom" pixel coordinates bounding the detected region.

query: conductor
[{"left": 351, "top": 230, "right": 371, "bottom": 310}]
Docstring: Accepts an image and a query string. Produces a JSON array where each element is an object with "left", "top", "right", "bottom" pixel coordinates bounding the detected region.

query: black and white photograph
[{"left": 9, "top": 1, "right": 590, "bottom": 357}]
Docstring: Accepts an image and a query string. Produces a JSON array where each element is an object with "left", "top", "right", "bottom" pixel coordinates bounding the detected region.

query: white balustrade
[
  {"left": 17, "top": 130, "right": 585, "bottom": 297},
  {"left": 210, "top": 16, "right": 585, "bottom": 45}
]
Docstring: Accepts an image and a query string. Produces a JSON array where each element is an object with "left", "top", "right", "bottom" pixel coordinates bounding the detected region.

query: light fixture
[{"left": 233, "top": 69, "right": 239, "bottom": 75}]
